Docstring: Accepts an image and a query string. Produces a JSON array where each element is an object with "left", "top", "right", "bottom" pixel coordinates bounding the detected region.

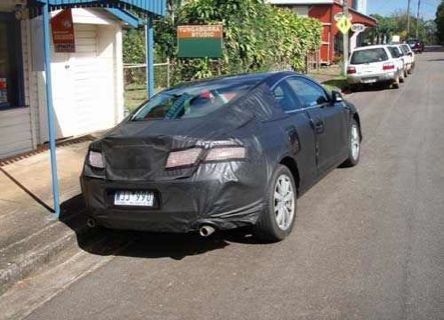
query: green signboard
[{"left": 178, "top": 25, "right": 223, "bottom": 58}]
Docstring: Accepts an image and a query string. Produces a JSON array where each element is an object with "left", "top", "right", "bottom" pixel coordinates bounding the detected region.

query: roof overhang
[
  {"left": 332, "top": 3, "right": 377, "bottom": 27},
  {"left": 28, "top": 0, "right": 166, "bottom": 17},
  {"left": 267, "top": 0, "right": 333, "bottom": 4},
  {"left": 105, "top": 8, "right": 143, "bottom": 27},
  {"left": 347, "top": 7, "right": 377, "bottom": 27}
]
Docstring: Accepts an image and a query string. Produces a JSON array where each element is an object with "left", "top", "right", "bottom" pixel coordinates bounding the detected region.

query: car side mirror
[
  {"left": 408, "top": 52, "right": 413, "bottom": 56},
  {"left": 332, "top": 90, "right": 343, "bottom": 103}
]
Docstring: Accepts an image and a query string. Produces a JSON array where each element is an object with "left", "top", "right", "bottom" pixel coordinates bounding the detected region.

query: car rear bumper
[
  {"left": 347, "top": 71, "right": 397, "bottom": 85},
  {"left": 80, "top": 165, "right": 266, "bottom": 233}
]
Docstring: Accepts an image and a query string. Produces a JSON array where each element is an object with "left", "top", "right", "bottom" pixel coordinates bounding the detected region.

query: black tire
[
  {"left": 254, "top": 165, "right": 297, "bottom": 242},
  {"left": 341, "top": 119, "right": 361, "bottom": 167},
  {"left": 392, "top": 73, "right": 400, "bottom": 89},
  {"left": 400, "top": 70, "right": 405, "bottom": 83},
  {"left": 349, "top": 84, "right": 359, "bottom": 92}
]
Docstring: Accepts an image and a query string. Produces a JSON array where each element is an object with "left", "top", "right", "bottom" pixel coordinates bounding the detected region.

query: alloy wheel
[
  {"left": 273, "top": 174, "right": 295, "bottom": 231},
  {"left": 351, "top": 124, "right": 360, "bottom": 161}
]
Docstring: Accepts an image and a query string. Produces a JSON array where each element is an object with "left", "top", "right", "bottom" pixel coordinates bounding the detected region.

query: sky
[{"left": 367, "top": 0, "right": 441, "bottom": 20}]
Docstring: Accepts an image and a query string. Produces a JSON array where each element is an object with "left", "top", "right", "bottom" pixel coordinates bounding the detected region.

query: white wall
[
  {"left": 291, "top": 6, "right": 310, "bottom": 16},
  {"left": 1, "top": 8, "right": 124, "bottom": 159},
  {"left": 32, "top": 9, "right": 124, "bottom": 144}
]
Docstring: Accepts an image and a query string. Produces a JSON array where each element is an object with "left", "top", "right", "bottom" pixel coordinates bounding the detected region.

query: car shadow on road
[
  {"left": 59, "top": 194, "right": 267, "bottom": 261},
  {"left": 352, "top": 83, "right": 393, "bottom": 93}
]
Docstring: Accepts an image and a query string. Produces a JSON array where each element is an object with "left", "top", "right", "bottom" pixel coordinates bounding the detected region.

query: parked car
[
  {"left": 406, "top": 39, "right": 424, "bottom": 54},
  {"left": 387, "top": 45, "right": 408, "bottom": 79},
  {"left": 347, "top": 44, "right": 405, "bottom": 91},
  {"left": 81, "top": 71, "right": 362, "bottom": 242},
  {"left": 400, "top": 43, "right": 415, "bottom": 74}
]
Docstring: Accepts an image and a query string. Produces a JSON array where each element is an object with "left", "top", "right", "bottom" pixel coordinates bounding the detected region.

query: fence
[
  {"left": 124, "top": 60, "right": 172, "bottom": 91},
  {"left": 123, "top": 51, "right": 321, "bottom": 111},
  {"left": 304, "top": 50, "right": 322, "bottom": 73},
  {"left": 123, "top": 60, "right": 172, "bottom": 111}
]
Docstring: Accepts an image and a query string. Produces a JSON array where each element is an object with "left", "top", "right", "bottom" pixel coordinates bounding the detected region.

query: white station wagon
[{"left": 347, "top": 45, "right": 405, "bottom": 91}]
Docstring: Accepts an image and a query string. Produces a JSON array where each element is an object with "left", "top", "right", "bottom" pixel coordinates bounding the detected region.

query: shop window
[{"left": 0, "top": 12, "right": 24, "bottom": 109}]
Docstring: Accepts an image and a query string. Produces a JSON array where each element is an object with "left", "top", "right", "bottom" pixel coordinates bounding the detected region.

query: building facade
[
  {"left": 0, "top": 0, "right": 151, "bottom": 160},
  {"left": 268, "top": 0, "right": 377, "bottom": 64}
]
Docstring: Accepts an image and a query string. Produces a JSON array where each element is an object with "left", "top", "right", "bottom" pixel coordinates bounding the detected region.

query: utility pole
[
  {"left": 416, "top": 0, "right": 421, "bottom": 38},
  {"left": 407, "top": 0, "right": 412, "bottom": 38},
  {"left": 342, "top": 0, "right": 349, "bottom": 76}
]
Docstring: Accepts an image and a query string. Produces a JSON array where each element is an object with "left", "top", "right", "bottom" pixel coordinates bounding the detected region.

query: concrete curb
[{"left": 0, "top": 205, "right": 97, "bottom": 296}]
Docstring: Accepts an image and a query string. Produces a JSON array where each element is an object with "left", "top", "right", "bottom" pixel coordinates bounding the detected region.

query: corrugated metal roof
[{"left": 30, "top": 0, "right": 166, "bottom": 16}]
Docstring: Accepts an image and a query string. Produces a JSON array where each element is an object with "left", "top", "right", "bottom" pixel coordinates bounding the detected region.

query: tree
[
  {"left": 371, "top": 14, "right": 397, "bottom": 43},
  {"left": 370, "top": 10, "right": 431, "bottom": 43},
  {"left": 123, "top": 28, "right": 145, "bottom": 64},
  {"left": 152, "top": 0, "right": 322, "bottom": 82},
  {"left": 436, "top": 0, "right": 444, "bottom": 44}
]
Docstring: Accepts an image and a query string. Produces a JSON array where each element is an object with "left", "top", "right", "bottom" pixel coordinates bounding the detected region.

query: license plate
[
  {"left": 362, "top": 78, "right": 377, "bottom": 83},
  {"left": 114, "top": 190, "right": 154, "bottom": 207},
  {"left": 362, "top": 66, "right": 375, "bottom": 72}
]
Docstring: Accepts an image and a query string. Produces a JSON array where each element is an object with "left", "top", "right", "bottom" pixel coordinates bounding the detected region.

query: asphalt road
[{"left": 17, "top": 48, "right": 444, "bottom": 320}]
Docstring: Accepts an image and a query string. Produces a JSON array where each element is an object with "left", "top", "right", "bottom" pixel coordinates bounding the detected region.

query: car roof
[
  {"left": 164, "top": 71, "right": 303, "bottom": 94},
  {"left": 352, "top": 44, "right": 388, "bottom": 52}
]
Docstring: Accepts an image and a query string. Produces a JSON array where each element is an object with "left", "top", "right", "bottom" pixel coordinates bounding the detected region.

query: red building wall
[
  {"left": 309, "top": 5, "right": 334, "bottom": 64},
  {"left": 309, "top": 2, "right": 377, "bottom": 64}
]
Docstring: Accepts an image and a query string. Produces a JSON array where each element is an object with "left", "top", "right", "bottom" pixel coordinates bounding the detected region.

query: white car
[
  {"left": 347, "top": 45, "right": 405, "bottom": 91},
  {"left": 387, "top": 45, "right": 409, "bottom": 78},
  {"left": 400, "top": 43, "right": 415, "bottom": 74}
]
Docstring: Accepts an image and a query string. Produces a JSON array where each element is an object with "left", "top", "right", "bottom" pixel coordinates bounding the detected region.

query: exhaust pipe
[
  {"left": 86, "top": 217, "right": 97, "bottom": 228},
  {"left": 199, "top": 225, "right": 216, "bottom": 237}
]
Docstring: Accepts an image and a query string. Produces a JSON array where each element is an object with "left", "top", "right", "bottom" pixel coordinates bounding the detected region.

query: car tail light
[
  {"left": 347, "top": 66, "right": 356, "bottom": 74},
  {"left": 88, "top": 151, "right": 105, "bottom": 169},
  {"left": 165, "top": 148, "right": 202, "bottom": 169},
  {"left": 383, "top": 63, "right": 395, "bottom": 70},
  {"left": 205, "top": 147, "right": 246, "bottom": 162}
]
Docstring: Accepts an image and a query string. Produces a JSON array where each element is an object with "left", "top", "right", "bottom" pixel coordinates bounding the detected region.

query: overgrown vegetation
[
  {"left": 370, "top": 11, "right": 437, "bottom": 44},
  {"left": 436, "top": 0, "right": 444, "bottom": 44},
  {"left": 124, "top": 0, "right": 322, "bottom": 85}
]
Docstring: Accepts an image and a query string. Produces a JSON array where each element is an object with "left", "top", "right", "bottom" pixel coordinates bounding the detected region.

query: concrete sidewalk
[{"left": 0, "top": 140, "right": 95, "bottom": 295}]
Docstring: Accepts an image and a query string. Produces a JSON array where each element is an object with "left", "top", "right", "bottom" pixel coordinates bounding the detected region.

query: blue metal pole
[
  {"left": 146, "top": 14, "right": 154, "bottom": 98},
  {"left": 43, "top": 0, "right": 61, "bottom": 217}
]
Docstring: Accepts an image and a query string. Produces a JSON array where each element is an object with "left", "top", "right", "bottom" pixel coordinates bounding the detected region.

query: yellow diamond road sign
[{"left": 337, "top": 16, "right": 352, "bottom": 34}]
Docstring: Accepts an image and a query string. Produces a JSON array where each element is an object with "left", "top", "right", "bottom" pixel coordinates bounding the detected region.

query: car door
[
  {"left": 388, "top": 46, "right": 404, "bottom": 74},
  {"left": 270, "top": 79, "right": 318, "bottom": 189},
  {"left": 285, "top": 76, "right": 349, "bottom": 175}
]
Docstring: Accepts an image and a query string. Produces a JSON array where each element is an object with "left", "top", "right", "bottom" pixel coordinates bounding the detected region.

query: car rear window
[
  {"left": 131, "top": 79, "right": 260, "bottom": 120},
  {"left": 350, "top": 48, "right": 389, "bottom": 64},
  {"left": 388, "top": 47, "right": 402, "bottom": 58}
]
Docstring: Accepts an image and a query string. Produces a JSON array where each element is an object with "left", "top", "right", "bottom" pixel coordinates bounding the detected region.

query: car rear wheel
[
  {"left": 392, "top": 73, "right": 400, "bottom": 89},
  {"left": 341, "top": 119, "right": 361, "bottom": 167},
  {"left": 254, "top": 165, "right": 297, "bottom": 242},
  {"left": 349, "top": 84, "right": 360, "bottom": 92}
]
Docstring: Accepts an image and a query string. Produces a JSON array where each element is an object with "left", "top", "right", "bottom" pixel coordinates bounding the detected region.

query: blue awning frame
[
  {"left": 28, "top": 0, "right": 166, "bottom": 217},
  {"left": 105, "top": 8, "right": 143, "bottom": 28},
  {"left": 30, "top": 0, "right": 165, "bottom": 16}
]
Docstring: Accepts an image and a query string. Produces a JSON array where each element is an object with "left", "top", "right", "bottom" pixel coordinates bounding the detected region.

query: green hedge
[{"left": 124, "top": 0, "right": 322, "bottom": 85}]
